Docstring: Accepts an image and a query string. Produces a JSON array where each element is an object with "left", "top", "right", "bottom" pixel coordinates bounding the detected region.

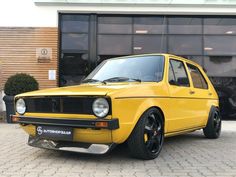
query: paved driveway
[{"left": 0, "top": 121, "right": 236, "bottom": 177}]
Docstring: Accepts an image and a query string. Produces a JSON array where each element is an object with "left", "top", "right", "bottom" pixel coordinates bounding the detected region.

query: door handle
[
  {"left": 208, "top": 92, "right": 212, "bottom": 96},
  {"left": 189, "top": 90, "right": 195, "bottom": 94}
]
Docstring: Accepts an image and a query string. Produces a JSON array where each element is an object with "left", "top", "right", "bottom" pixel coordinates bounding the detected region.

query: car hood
[{"left": 16, "top": 82, "right": 161, "bottom": 98}]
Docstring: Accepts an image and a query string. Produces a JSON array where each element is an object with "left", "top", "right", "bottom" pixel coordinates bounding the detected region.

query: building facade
[{"left": 0, "top": 0, "right": 236, "bottom": 116}]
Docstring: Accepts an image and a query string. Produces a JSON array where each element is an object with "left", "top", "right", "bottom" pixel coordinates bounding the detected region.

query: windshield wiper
[
  {"left": 82, "top": 79, "right": 106, "bottom": 84},
  {"left": 103, "top": 77, "right": 141, "bottom": 83}
]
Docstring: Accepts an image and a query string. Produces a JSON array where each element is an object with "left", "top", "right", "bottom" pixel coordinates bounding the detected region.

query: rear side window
[
  {"left": 169, "top": 59, "right": 190, "bottom": 87},
  {"left": 187, "top": 63, "right": 208, "bottom": 89}
]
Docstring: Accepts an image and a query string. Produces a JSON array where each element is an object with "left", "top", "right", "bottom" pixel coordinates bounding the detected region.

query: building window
[
  {"left": 59, "top": 14, "right": 236, "bottom": 86},
  {"left": 133, "top": 16, "right": 167, "bottom": 34},
  {"left": 204, "top": 36, "right": 236, "bottom": 55},
  {"left": 204, "top": 56, "right": 236, "bottom": 77},
  {"left": 61, "top": 33, "right": 88, "bottom": 51},
  {"left": 168, "top": 35, "right": 202, "bottom": 55},
  {"left": 204, "top": 18, "right": 236, "bottom": 35},
  {"left": 97, "top": 35, "right": 132, "bottom": 55},
  {"left": 133, "top": 35, "right": 167, "bottom": 54},
  {"left": 180, "top": 56, "right": 203, "bottom": 66},
  {"left": 61, "top": 15, "right": 89, "bottom": 33},
  {"left": 168, "top": 17, "right": 202, "bottom": 34},
  {"left": 98, "top": 16, "right": 132, "bottom": 34}
]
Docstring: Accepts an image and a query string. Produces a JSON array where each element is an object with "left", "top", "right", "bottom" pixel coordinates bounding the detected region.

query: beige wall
[
  {"left": 0, "top": 27, "right": 58, "bottom": 91},
  {"left": 0, "top": 58, "right": 2, "bottom": 90}
]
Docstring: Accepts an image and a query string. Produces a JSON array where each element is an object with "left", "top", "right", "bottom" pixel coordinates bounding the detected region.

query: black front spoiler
[
  {"left": 11, "top": 115, "right": 119, "bottom": 130},
  {"left": 28, "top": 136, "right": 116, "bottom": 154}
]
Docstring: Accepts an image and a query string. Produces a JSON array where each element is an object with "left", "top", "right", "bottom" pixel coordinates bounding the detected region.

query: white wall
[
  {"left": 2, "top": 0, "right": 236, "bottom": 27},
  {"left": 0, "top": 0, "right": 58, "bottom": 27}
]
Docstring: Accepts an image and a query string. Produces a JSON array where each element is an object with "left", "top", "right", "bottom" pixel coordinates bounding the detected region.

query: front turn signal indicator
[
  {"left": 11, "top": 115, "right": 19, "bottom": 123},
  {"left": 95, "top": 122, "right": 108, "bottom": 128}
]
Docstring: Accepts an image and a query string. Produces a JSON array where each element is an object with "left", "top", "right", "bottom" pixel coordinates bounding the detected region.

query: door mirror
[{"left": 169, "top": 80, "right": 179, "bottom": 86}]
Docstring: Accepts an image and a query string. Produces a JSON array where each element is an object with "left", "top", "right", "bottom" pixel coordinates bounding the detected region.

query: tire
[
  {"left": 203, "top": 107, "right": 221, "bottom": 139},
  {"left": 127, "top": 108, "right": 164, "bottom": 160}
]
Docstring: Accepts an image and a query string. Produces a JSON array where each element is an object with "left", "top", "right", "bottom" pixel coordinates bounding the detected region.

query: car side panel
[
  {"left": 166, "top": 57, "right": 219, "bottom": 132},
  {"left": 185, "top": 61, "right": 219, "bottom": 127},
  {"left": 167, "top": 58, "right": 199, "bottom": 132},
  {"left": 183, "top": 61, "right": 211, "bottom": 128},
  {"left": 167, "top": 85, "right": 205, "bottom": 131}
]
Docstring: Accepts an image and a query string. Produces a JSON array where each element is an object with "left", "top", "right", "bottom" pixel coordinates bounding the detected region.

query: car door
[
  {"left": 186, "top": 63, "right": 211, "bottom": 127},
  {"left": 167, "top": 58, "right": 197, "bottom": 133}
]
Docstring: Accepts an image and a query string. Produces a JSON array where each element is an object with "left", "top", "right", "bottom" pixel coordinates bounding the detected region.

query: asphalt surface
[{"left": 0, "top": 121, "right": 236, "bottom": 177}]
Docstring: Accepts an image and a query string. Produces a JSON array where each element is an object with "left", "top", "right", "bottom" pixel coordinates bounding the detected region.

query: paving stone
[{"left": 0, "top": 121, "right": 236, "bottom": 177}]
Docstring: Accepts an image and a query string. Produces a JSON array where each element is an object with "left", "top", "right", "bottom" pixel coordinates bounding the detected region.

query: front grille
[{"left": 20, "top": 96, "right": 111, "bottom": 115}]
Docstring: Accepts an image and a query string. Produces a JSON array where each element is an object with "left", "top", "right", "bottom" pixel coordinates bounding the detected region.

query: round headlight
[
  {"left": 16, "top": 98, "right": 26, "bottom": 115},
  {"left": 92, "top": 98, "right": 109, "bottom": 118}
]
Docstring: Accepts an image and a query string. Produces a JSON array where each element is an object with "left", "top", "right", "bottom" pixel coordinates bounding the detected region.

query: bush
[{"left": 4, "top": 73, "right": 39, "bottom": 96}]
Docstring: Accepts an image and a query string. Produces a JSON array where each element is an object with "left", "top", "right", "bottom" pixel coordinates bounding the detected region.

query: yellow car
[{"left": 12, "top": 54, "right": 221, "bottom": 160}]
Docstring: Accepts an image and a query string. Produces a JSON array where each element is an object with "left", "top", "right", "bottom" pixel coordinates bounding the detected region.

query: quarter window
[
  {"left": 169, "top": 59, "right": 190, "bottom": 87},
  {"left": 187, "top": 64, "right": 208, "bottom": 89}
]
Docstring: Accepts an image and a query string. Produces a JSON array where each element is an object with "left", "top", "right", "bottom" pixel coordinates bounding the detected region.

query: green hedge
[{"left": 4, "top": 73, "right": 39, "bottom": 96}]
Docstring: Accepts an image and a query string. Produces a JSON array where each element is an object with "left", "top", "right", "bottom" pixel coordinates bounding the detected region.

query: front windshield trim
[{"left": 83, "top": 55, "right": 165, "bottom": 83}]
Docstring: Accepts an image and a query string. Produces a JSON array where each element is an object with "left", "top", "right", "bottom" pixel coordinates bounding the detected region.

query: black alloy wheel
[
  {"left": 203, "top": 107, "right": 221, "bottom": 139},
  {"left": 212, "top": 111, "right": 221, "bottom": 136},
  {"left": 127, "top": 108, "right": 164, "bottom": 160},
  {"left": 144, "top": 112, "right": 163, "bottom": 154}
]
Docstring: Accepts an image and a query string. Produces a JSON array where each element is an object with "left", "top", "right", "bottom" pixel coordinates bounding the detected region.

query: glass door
[{"left": 60, "top": 15, "right": 90, "bottom": 86}]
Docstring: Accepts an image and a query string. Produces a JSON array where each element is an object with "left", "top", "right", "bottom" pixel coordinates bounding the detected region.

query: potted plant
[{"left": 3, "top": 73, "right": 38, "bottom": 123}]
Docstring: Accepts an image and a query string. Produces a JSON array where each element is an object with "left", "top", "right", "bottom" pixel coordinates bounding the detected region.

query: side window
[
  {"left": 187, "top": 64, "right": 208, "bottom": 89},
  {"left": 169, "top": 59, "right": 190, "bottom": 87},
  {"left": 168, "top": 62, "right": 176, "bottom": 85}
]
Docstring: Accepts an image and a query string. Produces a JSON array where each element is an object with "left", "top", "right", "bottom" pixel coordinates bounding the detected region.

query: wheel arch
[
  {"left": 127, "top": 106, "right": 165, "bottom": 160},
  {"left": 147, "top": 106, "right": 165, "bottom": 129},
  {"left": 126, "top": 105, "right": 166, "bottom": 142},
  {"left": 203, "top": 105, "right": 221, "bottom": 139},
  {"left": 204, "top": 105, "right": 220, "bottom": 127}
]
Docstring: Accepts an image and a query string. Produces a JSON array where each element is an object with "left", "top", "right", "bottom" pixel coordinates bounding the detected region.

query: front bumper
[
  {"left": 11, "top": 115, "right": 119, "bottom": 130},
  {"left": 28, "top": 136, "right": 116, "bottom": 154}
]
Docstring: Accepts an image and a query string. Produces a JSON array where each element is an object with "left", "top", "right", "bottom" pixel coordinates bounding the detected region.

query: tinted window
[
  {"left": 187, "top": 64, "right": 208, "bottom": 89},
  {"left": 169, "top": 59, "right": 190, "bottom": 87},
  {"left": 168, "top": 17, "right": 202, "bottom": 34},
  {"left": 204, "top": 18, "right": 236, "bottom": 35},
  {"left": 168, "top": 62, "right": 176, "bottom": 85},
  {"left": 204, "top": 56, "right": 236, "bottom": 77},
  {"left": 180, "top": 56, "right": 203, "bottom": 66},
  {"left": 98, "top": 17, "right": 132, "bottom": 34},
  {"left": 98, "top": 35, "right": 132, "bottom": 55},
  {"left": 61, "top": 33, "right": 88, "bottom": 51},
  {"left": 204, "top": 36, "right": 236, "bottom": 55},
  {"left": 61, "top": 15, "right": 89, "bottom": 33},
  {"left": 168, "top": 35, "right": 202, "bottom": 55},
  {"left": 85, "top": 56, "right": 164, "bottom": 82},
  {"left": 60, "top": 53, "right": 89, "bottom": 86},
  {"left": 133, "top": 35, "right": 167, "bottom": 54},
  {"left": 133, "top": 17, "right": 166, "bottom": 34}
]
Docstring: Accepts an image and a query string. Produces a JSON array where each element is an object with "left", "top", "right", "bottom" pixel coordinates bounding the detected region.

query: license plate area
[{"left": 36, "top": 125, "right": 73, "bottom": 141}]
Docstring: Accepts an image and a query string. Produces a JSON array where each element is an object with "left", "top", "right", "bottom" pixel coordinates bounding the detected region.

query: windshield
[{"left": 84, "top": 55, "right": 165, "bottom": 83}]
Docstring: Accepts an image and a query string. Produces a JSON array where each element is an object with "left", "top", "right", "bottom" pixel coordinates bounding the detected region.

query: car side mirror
[{"left": 169, "top": 80, "right": 179, "bottom": 86}]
